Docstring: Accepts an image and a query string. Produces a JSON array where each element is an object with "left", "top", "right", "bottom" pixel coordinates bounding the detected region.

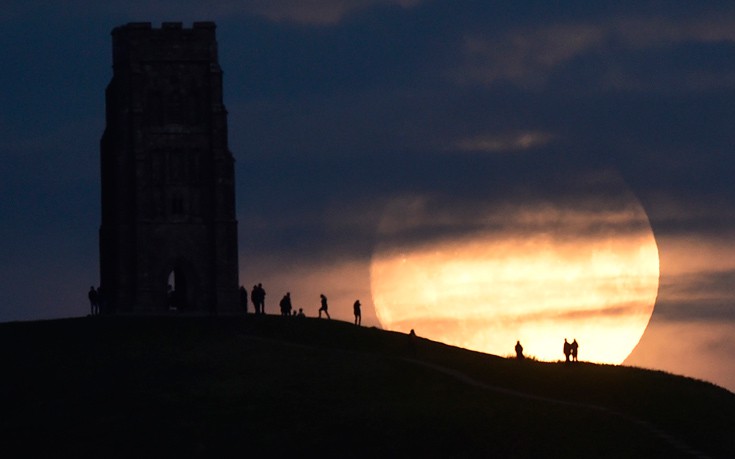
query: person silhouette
[
  {"left": 318, "top": 294, "right": 330, "bottom": 319},
  {"left": 353, "top": 299, "right": 361, "bottom": 325},
  {"left": 88, "top": 286, "right": 99, "bottom": 316},
  {"left": 279, "top": 292, "right": 292, "bottom": 316},
  {"left": 515, "top": 340, "right": 524, "bottom": 360},
  {"left": 258, "top": 283, "right": 266, "bottom": 314},
  {"left": 563, "top": 338, "right": 571, "bottom": 363},
  {"left": 571, "top": 339, "right": 579, "bottom": 362}
]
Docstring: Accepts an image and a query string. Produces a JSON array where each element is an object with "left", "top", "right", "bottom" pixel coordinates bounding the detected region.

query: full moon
[{"left": 370, "top": 186, "right": 660, "bottom": 364}]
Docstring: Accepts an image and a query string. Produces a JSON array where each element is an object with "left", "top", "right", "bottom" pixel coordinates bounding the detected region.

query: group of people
[
  {"left": 240, "top": 285, "right": 362, "bottom": 325},
  {"left": 513, "top": 338, "right": 580, "bottom": 362}
]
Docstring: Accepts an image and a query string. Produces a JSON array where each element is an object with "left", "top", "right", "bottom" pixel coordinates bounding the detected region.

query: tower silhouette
[{"left": 99, "top": 22, "right": 239, "bottom": 314}]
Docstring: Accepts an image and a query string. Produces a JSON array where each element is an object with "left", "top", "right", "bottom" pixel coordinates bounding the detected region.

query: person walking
[{"left": 318, "top": 294, "right": 330, "bottom": 319}]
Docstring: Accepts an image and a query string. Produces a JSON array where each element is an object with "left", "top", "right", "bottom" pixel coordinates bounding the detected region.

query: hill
[{"left": 0, "top": 316, "right": 732, "bottom": 458}]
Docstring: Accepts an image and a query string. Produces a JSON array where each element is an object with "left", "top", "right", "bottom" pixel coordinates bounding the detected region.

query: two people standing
[
  {"left": 250, "top": 283, "right": 266, "bottom": 314},
  {"left": 88, "top": 286, "right": 102, "bottom": 315}
]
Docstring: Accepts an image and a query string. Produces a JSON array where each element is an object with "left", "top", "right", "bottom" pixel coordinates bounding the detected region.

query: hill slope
[{"left": 1, "top": 316, "right": 733, "bottom": 457}]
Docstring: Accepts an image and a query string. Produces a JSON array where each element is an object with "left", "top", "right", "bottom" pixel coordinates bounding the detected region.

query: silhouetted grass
[{"left": 0, "top": 316, "right": 732, "bottom": 457}]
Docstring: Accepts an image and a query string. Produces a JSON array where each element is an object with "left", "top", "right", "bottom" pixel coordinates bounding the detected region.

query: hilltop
[{"left": 0, "top": 316, "right": 732, "bottom": 457}]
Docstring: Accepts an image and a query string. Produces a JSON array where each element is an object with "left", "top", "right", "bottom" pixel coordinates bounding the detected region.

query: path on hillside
[
  {"left": 241, "top": 331, "right": 711, "bottom": 458},
  {"left": 402, "top": 357, "right": 712, "bottom": 459}
]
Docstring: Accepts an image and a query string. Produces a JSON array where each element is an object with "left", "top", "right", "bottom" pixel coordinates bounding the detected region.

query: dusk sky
[{"left": 2, "top": 1, "right": 735, "bottom": 392}]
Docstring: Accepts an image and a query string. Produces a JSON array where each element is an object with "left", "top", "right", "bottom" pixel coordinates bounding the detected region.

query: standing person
[
  {"left": 257, "top": 283, "right": 266, "bottom": 314},
  {"left": 563, "top": 338, "right": 571, "bottom": 363},
  {"left": 318, "top": 294, "right": 330, "bottom": 319},
  {"left": 571, "top": 339, "right": 579, "bottom": 362},
  {"left": 515, "top": 340, "right": 524, "bottom": 360},
  {"left": 353, "top": 299, "right": 361, "bottom": 326},
  {"left": 88, "top": 286, "right": 99, "bottom": 316}
]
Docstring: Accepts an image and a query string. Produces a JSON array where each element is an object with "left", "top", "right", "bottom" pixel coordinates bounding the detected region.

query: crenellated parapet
[{"left": 111, "top": 22, "right": 220, "bottom": 68}]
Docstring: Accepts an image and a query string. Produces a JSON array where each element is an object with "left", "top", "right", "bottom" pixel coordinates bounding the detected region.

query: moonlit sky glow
[
  {"left": 371, "top": 190, "right": 660, "bottom": 364},
  {"left": 2, "top": 1, "right": 735, "bottom": 392}
]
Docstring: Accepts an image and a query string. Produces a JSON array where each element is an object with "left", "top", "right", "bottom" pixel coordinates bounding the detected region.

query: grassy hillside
[{"left": 1, "top": 316, "right": 732, "bottom": 458}]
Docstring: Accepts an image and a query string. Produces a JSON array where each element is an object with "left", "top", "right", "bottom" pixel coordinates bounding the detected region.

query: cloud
[
  {"left": 457, "top": 13, "right": 735, "bottom": 90},
  {"left": 453, "top": 130, "right": 555, "bottom": 153},
  {"left": 642, "top": 234, "right": 735, "bottom": 323},
  {"left": 614, "top": 14, "right": 735, "bottom": 47},
  {"left": 374, "top": 175, "right": 654, "bottom": 252},
  {"left": 457, "top": 23, "right": 606, "bottom": 88},
  {"left": 241, "top": 0, "right": 423, "bottom": 25}
]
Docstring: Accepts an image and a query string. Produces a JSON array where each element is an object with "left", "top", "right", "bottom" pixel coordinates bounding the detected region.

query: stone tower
[{"left": 99, "top": 22, "right": 239, "bottom": 315}]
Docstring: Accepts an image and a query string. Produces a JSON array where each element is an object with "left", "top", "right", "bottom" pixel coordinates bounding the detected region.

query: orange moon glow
[{"left": 370, "top": 192, "right": 660, "bottom": 364}]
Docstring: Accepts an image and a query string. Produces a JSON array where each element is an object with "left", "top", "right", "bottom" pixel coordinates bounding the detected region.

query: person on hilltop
[
  {"left": 258, "top": 283, "right": 266, "bottom": 314},
  {"left": 279, "top": 292, "right": 292, "bottom": 316},
  {"left": 88, "top": 286, "right": 99, "bottom": 316},
  {"left": 571, "top": 339, "right": 579, "bottom": 362},
  {"left": 563, "top": 338, "right": 572, "bottom": 363},
  {"left": 251, "top": 283, "right": 266, "bottom": 314},
  {"left": 515, "top": 340, "right": 524, "bottom": 360},
  {"left": 353, "top": 299, "right": 362, "bottom": 326},
  {"left": 318, "top": 294, "right": 330, "bottom": 319}
]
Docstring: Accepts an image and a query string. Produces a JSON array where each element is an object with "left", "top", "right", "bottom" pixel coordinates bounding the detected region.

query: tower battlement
[{"left": 111, "top": 22, "right": 220, "bottom": 66}]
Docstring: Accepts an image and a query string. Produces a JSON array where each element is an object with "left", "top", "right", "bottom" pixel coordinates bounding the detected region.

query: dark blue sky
[{"left": 2, "top": 1, "right": 735, "bottom": 391}]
